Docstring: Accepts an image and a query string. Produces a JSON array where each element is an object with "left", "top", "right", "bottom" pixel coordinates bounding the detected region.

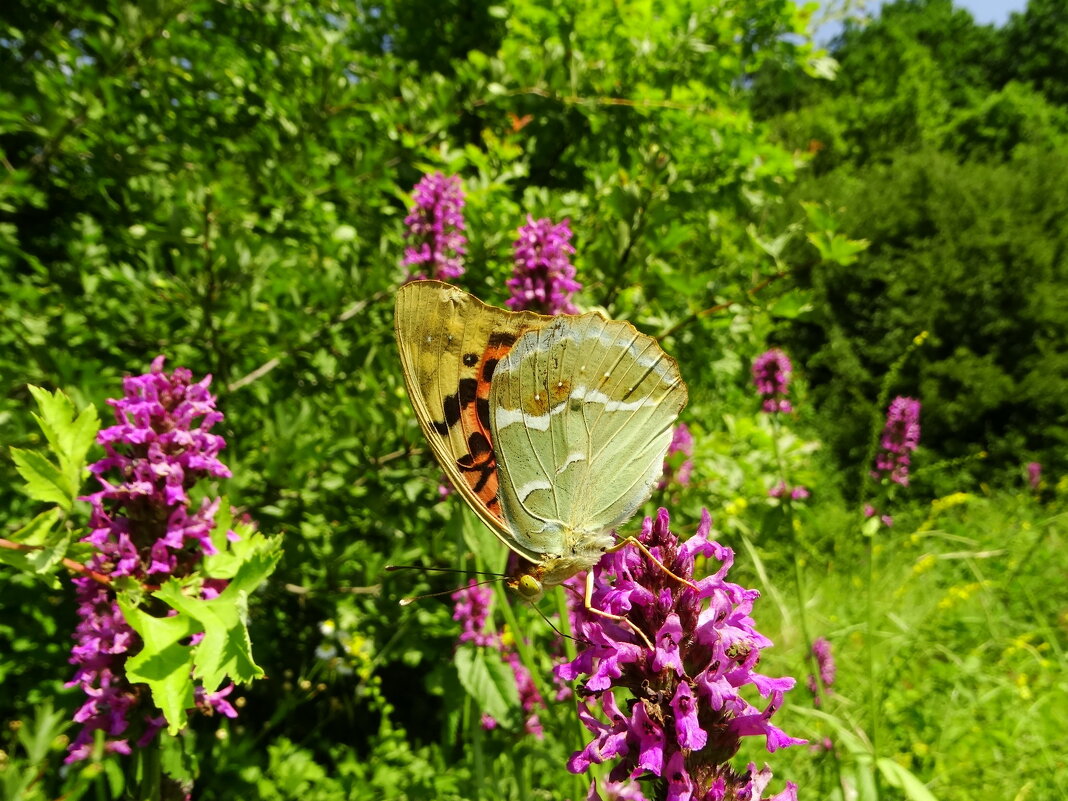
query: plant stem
[{"left": 768, "top": 417, "right": 820, "bottom": 691}]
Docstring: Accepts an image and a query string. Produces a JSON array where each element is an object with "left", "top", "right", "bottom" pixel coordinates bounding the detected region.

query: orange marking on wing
[{"left": 453, "top": 337, "right": 516, "bottom": 523}]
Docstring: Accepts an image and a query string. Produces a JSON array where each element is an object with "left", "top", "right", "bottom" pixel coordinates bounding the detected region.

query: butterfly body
[{"left": 395, "top": 280, "right": 687, "bottom": 598}]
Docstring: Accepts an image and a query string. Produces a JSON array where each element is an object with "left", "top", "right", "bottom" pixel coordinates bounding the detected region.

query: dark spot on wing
[
  {"left": 488, "top": 331, "right": 517, "bottom": 347},
  {"left": 476, "top": 398, "right": 491, "bottom": 430},
  {"left": 458, "top": 378, "right": 478, "bottom": 407},
  {"left": 442, "top": 393, "right": 462, "bottom": 428},
  {"left": 467, "top": 431, "right": 491, "bottom": 456},
  {"left": 482, "top": 358, "right": 498, "bottom": 382},
  {"left": 463, "top": 353, "right": 478, "bottom": 367},
  {"left": 472, "top": 464, "right": 494, "bottom": 493}
]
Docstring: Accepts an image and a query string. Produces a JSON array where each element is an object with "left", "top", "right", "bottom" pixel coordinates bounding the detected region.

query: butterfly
[{"left": 394, "top": 280, "right": 689, "bottom": 622}]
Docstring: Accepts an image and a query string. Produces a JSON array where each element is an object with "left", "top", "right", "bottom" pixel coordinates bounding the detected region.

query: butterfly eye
[{"left": 515, "top": 574, "right": 544, "bottom": 602}]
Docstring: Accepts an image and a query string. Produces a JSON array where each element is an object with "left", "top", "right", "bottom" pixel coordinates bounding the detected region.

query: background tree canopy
[
  {"left": 0, "top": 0, "right": 1064, "bottom": 799},
  {"left": 753, "top": 0, "right": 1068, "bottom": 488}
]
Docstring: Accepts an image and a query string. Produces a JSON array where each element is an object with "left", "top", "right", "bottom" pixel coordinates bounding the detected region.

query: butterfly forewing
[
  {"left": 395, "top": 280, "right": 555, "bottom": 558},
  {"left": 489, "top": 314, "right": 688, "bottom": 557}
]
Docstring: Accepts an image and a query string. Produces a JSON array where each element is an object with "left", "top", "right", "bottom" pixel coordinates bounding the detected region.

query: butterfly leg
[
  {"left": 608, "top": 536, "right": 700, "bottom": 593},
  {"left": 581, "top": 570, "right": 655, "bottom": 651}
]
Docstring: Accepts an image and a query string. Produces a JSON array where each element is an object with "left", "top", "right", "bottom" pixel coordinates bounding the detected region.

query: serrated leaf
[
  {"left": 10, "top": 447, "right": 74, "bottom": 509},
  {"left": 27, "top": 385, "right": 78, "bottom": 456},
  {"left": 17, "top": 700, "right": 68, "bottom": 764},
  {"left": 454, "top": 644, "right": 518, "bottom": 726},
  {"left": 26, "top": 385, "right": 99, "bottom": 491},
  {"left": 202, "top": 519, "right": 263, "bottom": 580},
  {"left": 119, "top": 596, "right": 200, "bottom": 735},
  {"left": 27, "top": 526, "right": 72, "bottom": 574},
  {"left": 208, "top": 500, "right": 234, "bottom": 555},
  {"left": 155, "top": 541, "right": 281, "bottom": 691}
]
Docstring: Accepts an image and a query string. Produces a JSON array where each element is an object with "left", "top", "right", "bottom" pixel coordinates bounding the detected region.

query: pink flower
[
  {"left": 1027, "top": 461, "right": 1041, "bottom": 490},
  {"left": 752, "top": 350, "right": 793, "bottom": 413},
  {"left": 872, "top": 396, "right": 921, "bottom": 486},
  {"left": 660, "top": 423, "right": 695, "bottom": 490},
  {"left": 66, "top": 356, "right": 242, "bottom": 762},
  {"left": 402, "top": 173, "right": 467, "bottom": 281},
  {"left": 506, "top": 216, "right": 581, "bottom": 314},
  {"left": 558, "top": 508, "right": 803, "bottom": 795}
]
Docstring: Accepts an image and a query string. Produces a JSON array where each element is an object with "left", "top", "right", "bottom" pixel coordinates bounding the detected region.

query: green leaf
[
  {"left": 10, "top": 447, "right": 74, "bottom": 509},
  {"left": 159, "top": 730, "right": 198, "bottom": 786},
  {"left": 25, "top": 525, "right": 73, "bottom": 575},
  {"left": 877, "top": 758, "right": 941, "bottom": 801},
  {"left": 769, "top": 289, "right": 815, "bottom": 320},
  {"left": 0, "top": 547, "right": 37, "bottom": 575},
  {"left": 208, "top": 500, "right": 234, "bottom": 557},
  {"left": 459, "top": 505, "right": 503, "bottom": 570},
  {"left": 454, "top": 645, "right": 518, "bottom": 726},
  {"left": 10, "top": 507, "right": 62, "bottom": 546},
  {"left": 155, "top": 539, "right": 282, "bottom": 691},
  {"left": 16, "top": 700, "right": 69, "bottom": 764},
  {"left": 26, "top": 385, "right": 99, "bottom": 494},
  {"left": 119, "top": 596, "right": 200, "bottom": 735}
]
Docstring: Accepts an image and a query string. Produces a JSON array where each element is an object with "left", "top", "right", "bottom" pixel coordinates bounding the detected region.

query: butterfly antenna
[
  {"left": 397, "top": 576, "right": 507, "bottom": 607},
  {"left": 386, "top": 564, "right": 508, "bottom": 579},
  {"left": 529, "top": 600, "right": 595, "bottom": 648}
]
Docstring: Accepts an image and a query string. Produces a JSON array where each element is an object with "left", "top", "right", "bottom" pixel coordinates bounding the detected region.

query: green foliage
[
  {"left": 755, "top": 492, "right": 1068, "bottom": 801},
  {"left": 778, "top": 149, "right": 1068, "bottom": 487},
  {"left": 3, "top": 387, "right": 98, "bottom": 582},
  {"left": 749, "top": 0, "right": 1068, "bottom": 489},
  {"left": 0, "top": 0, "right": 1065, "bottom": 799},
  {"left": 121, "top": 527, "right": 281, "bottom": 735}
]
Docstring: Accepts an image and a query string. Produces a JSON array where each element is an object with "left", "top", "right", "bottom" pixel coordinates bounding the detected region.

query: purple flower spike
[
  {"left": 1027, "top": 461, "right": 1041, "bottom": 490},
  {"left": 66, "top": 356, "right": 241, "bottom": 762},
  {"left": 806, "top": 637, "right": 836, "bottom": 707},
  {"left": 451, "top": 578, "right": 550, "bottom": 737},
  {"left": 451, "top": 580, "right": 498, "bottom": 648},
  {"left": 506, "top": 216, "right": 581, "bottom": 314},
  {"left": 752, "top": 349, "right": 793, "bottom": 414},
  {"left": 402, "top": 172, "right": 467, "bottom": 281},
  {"left": 660, "top": 423, "right": 695, "bottom": 490},
  {"left": 872, "top": 396, "right": 921, "bottom": 486},
  {"left": 558, "top": 507, "right": 802, "bottom": 798}
]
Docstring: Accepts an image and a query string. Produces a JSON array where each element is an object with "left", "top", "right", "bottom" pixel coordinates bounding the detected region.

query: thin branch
[
  {"left": 661, "top": 270, "right": 791, "bottom": 338},
  {"left": 471, "top": 87, "right": 735, "bottom": 120},
  {"left": 0, "top": 538, "right": 111, "bottom": 586},
  {"left": 227, "top": 291, "right": 386, "bottom": 393}
]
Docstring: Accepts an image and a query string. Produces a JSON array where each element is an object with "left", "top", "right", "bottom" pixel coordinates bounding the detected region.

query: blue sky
[
  {"left": 817, "top": 0, "right": 1029, "bottom": 43},
  {"left": 955, "top": 0, "right": 1027, "bottom": 25}
]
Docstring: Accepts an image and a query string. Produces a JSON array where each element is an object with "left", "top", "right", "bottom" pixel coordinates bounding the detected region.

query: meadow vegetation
[{"left": 0, "top": 1, "right": 1064, "bottom": 799}]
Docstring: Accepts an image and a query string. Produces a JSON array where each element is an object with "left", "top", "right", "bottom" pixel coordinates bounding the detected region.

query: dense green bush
[
  {"left": 779, "top": 148, "right": 1068, "bottom": 488},
  {"left": 750, "top": 0, "right": 1068, "bottom": 489},
  {"left": 1, "top": 1, "right": 1065, "bottom": 799}
]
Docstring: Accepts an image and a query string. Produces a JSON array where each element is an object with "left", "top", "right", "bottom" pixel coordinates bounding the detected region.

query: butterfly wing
[
  {"left": 489, "top": 314, "right": 687, "bottom": 557},
  {"left": 394, "top": 280, "right": 557, "bottom": 560}
]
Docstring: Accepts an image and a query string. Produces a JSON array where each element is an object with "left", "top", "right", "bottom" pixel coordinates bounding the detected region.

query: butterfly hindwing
[{"left": 489, "top": 314, "right": 688, "bottom": 557}]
